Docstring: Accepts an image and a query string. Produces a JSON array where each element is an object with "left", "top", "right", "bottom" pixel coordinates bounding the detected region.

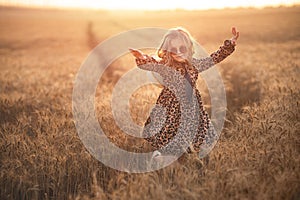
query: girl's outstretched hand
[
  {"left": 129, "top": 48, "right": 147, "bottom": 59},
  {"left": 230, "top": 27, "right": 239, "bottom": 46}
]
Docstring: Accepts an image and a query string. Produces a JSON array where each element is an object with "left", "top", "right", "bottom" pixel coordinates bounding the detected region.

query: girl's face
[{"left": 169, "top": 37, "right": 188, "bottom": 63}]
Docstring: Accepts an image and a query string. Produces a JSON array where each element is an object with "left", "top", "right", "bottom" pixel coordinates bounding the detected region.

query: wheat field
[{"left": 0, "top": 6, "right": 299, "bottom": 200}]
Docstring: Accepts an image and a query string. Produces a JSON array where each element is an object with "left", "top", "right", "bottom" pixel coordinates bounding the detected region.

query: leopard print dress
[{"left": 135, "top": 40, "right": 235, "bottom": 156}]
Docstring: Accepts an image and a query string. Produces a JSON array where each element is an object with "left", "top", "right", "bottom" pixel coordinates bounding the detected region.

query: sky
[{"left": 0, "top": 0, "right": 299, "bottom": 10}]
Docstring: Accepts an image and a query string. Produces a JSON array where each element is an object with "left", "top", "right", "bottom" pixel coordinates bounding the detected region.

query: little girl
[{"left": 130, "top": 27, "right": 239, "bottom": 158}]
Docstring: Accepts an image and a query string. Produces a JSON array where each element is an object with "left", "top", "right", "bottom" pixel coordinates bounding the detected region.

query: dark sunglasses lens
[
  {"left": 179, "top": 46, "right": 187, "bottom": 53},
  {"left": 170, "top": 47, "right": 177, "bottom": 53}
]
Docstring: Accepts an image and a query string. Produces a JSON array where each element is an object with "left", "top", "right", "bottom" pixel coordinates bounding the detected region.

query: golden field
[{"left": 0, "top": 6, "right": 299, "bottom": 199}]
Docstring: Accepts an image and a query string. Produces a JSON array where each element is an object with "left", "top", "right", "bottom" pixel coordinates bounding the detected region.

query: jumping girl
[{"left": 129, "top": 27, "right": 239, "bottom": 159}]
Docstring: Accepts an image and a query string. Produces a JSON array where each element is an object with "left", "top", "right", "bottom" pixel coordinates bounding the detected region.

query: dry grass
[{"left": 0, "top": 6, "right": 299, "bottom": 200}]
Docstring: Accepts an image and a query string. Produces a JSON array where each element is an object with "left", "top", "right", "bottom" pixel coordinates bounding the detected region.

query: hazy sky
[{"left": 0, "top": 0, "right": 299, "bottom": 10}]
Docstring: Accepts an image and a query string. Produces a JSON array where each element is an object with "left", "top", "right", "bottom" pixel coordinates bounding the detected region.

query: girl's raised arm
[
  {"left": 129, "top": 48, "right": 166, "bottom": 74},
  {"left": 192, "top": 27, "right": 239, "bottom": 73}
]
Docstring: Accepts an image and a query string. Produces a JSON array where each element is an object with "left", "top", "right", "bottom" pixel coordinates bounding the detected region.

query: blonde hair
[{"left": 157, "top": 27, "right": 195, "bottom": 65}]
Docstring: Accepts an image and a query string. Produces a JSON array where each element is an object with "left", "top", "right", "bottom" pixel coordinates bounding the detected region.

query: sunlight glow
[{"left": 0, "top": 0, "right": 299, "bottom": 10}]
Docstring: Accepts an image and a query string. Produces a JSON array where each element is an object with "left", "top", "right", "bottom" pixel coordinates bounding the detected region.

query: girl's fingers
[
  {"left": 232, "top": 27, "right": 236, "bottom": 36},
  {"left": 129, "top": 48, "right": 140, "bottom": 55},
  {"left": 129, "top": 48, "right": 145, "bottom": 59},
  {"left": 235, "top": 31, "right": 240, "bottom": 39}
]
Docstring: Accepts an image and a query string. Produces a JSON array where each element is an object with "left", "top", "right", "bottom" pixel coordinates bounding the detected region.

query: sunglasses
[{"left": 170, "top": 45, "right": 187, "bottom": 54}]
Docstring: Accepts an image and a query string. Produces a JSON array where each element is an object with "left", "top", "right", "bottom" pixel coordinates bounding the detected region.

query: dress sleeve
[
  {"left": 135, "top": 56, "right": 167, "bottom": 75},
  {"left": 192, "top": 39, "right": 235, "bottom": 72}
]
